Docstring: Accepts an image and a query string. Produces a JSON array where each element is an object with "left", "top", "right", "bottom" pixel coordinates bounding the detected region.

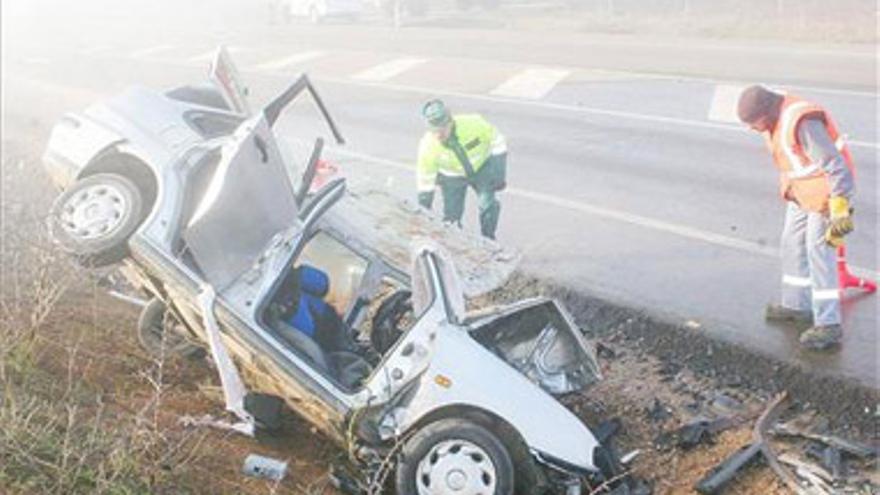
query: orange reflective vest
[{"left": 764, "top": 95, "right": 855, "bottom": 212}]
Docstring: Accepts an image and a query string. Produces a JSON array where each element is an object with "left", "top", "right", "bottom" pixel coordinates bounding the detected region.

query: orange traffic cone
[
  {"left": 309, "top": 159, "right": 341, "bottom": 194},
  {"left": 837, "top": 245, "right": 876, "bottom": 293}
]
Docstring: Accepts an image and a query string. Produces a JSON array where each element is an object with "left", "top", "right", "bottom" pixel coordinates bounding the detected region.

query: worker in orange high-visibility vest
[{"left": 737, "top": 85, "right": 856, "bottom": 350}]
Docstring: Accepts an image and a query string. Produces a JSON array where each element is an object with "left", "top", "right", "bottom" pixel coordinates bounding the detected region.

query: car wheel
[
  {"left": 137, "top": 298, "right": 203, "bottom": 359},
  {"left": 396, "top": 419, "right": 514, "bottom": 495},
  {"left": 49, "top": 173, "right": 145, "bottom": 267}
]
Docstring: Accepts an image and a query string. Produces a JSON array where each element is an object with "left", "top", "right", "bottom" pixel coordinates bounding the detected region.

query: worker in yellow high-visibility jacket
[{"left": 416, "top": 99, "right": 507, "bottom": 240}]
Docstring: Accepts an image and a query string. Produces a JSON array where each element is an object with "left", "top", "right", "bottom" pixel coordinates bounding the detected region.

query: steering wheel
[{"left": 370, "top": 289, "right": 413, "bottom": 355}]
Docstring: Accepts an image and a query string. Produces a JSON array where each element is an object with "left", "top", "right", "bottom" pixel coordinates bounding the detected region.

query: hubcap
[
  {"left": 59, "top": 183, "right": 128, "bottom": 241},
  {"left": 416, "top": 439, "right": 496, "bottom": 495}
]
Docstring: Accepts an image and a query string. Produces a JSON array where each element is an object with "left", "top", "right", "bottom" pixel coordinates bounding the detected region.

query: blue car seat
[{"left": 287, "top": 265, "right": 334, "bottom": 338}]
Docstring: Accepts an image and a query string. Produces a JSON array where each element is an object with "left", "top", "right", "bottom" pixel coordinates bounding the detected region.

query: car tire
[
  {"left": 395, "top": 418, "right": 515, "bottom": 495},
  {"left": 137, "top": 298, "right": 203, "bottom": 359},
  {"left": 49, "top": 173, "right": 145, "bottom": 267}
]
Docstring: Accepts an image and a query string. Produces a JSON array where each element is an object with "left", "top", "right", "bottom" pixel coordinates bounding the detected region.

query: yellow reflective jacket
[{"left": 416, "top": 114, "right": 506, "bottom": 192}]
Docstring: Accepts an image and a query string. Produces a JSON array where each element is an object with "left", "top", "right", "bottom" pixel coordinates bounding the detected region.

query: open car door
[
  {"left": 185, "top": 71, "right": 345, "bottom": 289},
  {"left": 210, "top": 45, "right": 252, "bottom": 116},
  {"left": 184, "top": 113, "right": 300, "bottom": 289}
]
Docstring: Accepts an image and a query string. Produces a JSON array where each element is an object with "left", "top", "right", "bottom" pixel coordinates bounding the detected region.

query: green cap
[{"left": 422, "top": 99, "right": 451, "bottom": 128}]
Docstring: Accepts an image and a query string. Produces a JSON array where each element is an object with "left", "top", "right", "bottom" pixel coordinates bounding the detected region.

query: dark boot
[
  {"left": 799, "top": 324, "right": 843, "bottom": 350},
  {"left": 765, "top": 303, "right": 812, "bottom": 324}
]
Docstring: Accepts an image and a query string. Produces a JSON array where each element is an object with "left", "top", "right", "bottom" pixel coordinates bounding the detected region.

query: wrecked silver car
[{"left": 43, "top": 47, "right": 616, "bottom": 494}]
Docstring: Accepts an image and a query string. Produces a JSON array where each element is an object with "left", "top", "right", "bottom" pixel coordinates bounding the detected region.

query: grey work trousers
[{"left": 780, "top": 202, "right": 841, "bottom": 325}]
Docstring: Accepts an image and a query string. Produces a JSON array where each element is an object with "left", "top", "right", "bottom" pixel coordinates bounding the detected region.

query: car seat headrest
[{"left": 298, "top": 264, "right": 329, "bottom": 298}]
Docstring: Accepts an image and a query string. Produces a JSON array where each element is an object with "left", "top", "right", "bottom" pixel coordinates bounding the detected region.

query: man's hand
[{"left": 825, "top": 196, "right": 854, "bottom": 247}]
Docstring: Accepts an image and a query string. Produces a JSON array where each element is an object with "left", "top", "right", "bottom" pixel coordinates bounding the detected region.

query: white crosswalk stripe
[
  {"left": 252, "top": 50, "right": 326, "bottom": 71},
  {"left": 490, "top": 68, "right": 571, "bottom": 100},
  {"left": 352, "top": 57, "right": 426, "bottom": 82},
  {"left": 129, "top": 44, "right": 175, "bottom": 59}
]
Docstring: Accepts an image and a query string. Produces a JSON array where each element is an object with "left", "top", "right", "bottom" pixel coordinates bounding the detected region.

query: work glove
[{"left": 825, "top": 196, "right": 854, "bottom": 247}]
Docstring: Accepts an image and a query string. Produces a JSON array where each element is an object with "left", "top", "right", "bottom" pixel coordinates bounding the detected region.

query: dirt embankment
[
  {"left": 2, "top": 131, "right": 876, "bottom": 494},
  {"left": 0, "top": 137, "right": 344, "bottom": 495}
]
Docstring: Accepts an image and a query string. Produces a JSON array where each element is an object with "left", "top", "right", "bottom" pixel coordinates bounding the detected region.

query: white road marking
[
  {"left": 351, "top": 57, "right": 426, "bottom": 82},
  {"left": 252, "top": 50, "right": 326, "bottom": 71},
  {"left": 589, "top": 68, "right": 877, "bottom": 99},
  {"left": 187, "top": 46, "right": 243, "bottom": 63},
  {"left": 115, "top": 53, "right": 879, "bottom": 150},
  {"left": 490, "top": 68, "right": 571, "bottom": 99},
  {"left": 313, "top": 75, "right": 879, "bottom": 150},
  {"left": 327, "top": 145, "right": 879, "bottom": 281},
  {"left": 129, "top": 44, "right": 175, "bottom": 59}
]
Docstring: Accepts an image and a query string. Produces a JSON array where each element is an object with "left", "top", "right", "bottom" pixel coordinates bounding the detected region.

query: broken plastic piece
[
  {"left": 778, "top": 453, "right": 833, "bottom": 484},
  {"left": 242, "top": 454, "right": 288, "bottom": 481},
  {"left": 695, "top": 393, "right": 801, "bottom": 495},
  {"left": 620, "top": 449, "right": 642, "bottom": 465},
  {"left": 771, "top": 423, "right": 877, "bottom": 459},
  {"left": 645, "top": 398, "right": 672, "bottom": 423},
  {"left": 695, "top": 443, "right": 762, "bottom": 494},
  {"left": 656, "top": 417, "right": 736, "bottom": 451}
]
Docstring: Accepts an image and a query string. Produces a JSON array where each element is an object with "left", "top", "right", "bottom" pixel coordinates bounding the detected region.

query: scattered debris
[
  {"left": 655, "top": 416, "right": 736, "bottom": 451},
  {"left": 594, "top": 417, "right": 623, "bottom": 444},
  {"left": 107, "top": 290, "right": 148, "bottom": 307},
  {"left": 771, "top": 423, "right": 878, "bottom": 459},
  {"left": 645, "top": 398, "right": 673, "bottom": 423},
  {"left": 241, "top": 454, "right": 288, "bottom": 481},
  {"left": 619, "top": 449, "right": 642, "bottom": 465},
  {"left": 695, "top": 392, "right": 801, "bottom": 494},
  {"left": 179, "top": 414, "right": 254, "bottom": 435},
  {"left": 805, "top": 443, "right": 843, "bottom": 481},
  {"left": 695, "top": 442, "right": 762, "bottom": 495},
  {"left": 778, "top": 453, "right": 833, "bottom": 484},
  {"left": 657, "top": 361, "right": 683, "bottom": 378},
  {"left": 708, "top": 392, "right": 744, "bottom": 415},
  {"left": 596, "top": 341, "right": 619, "bottom": 360}
]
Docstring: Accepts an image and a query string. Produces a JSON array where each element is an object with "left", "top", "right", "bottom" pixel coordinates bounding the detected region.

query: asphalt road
[{"left": 3, "top": 1, "right": 877, "bottom": 387}]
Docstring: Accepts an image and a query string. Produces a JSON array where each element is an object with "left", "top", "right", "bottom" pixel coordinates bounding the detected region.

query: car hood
[{"left": 467, "top": 298, "right": 601, "bottom": 395}]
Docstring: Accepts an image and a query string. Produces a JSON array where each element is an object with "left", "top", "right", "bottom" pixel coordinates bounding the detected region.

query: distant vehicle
[
  {"left": 281, "top": 0, "right": 364, "bottom": 23},
  {"left": 42, "top": 47, "right": 625, "bottom": 494}
]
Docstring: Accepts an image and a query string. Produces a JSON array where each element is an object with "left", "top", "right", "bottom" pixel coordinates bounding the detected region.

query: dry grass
[{"left": 0, "top": 140, "right": 343, "bottom": 494}]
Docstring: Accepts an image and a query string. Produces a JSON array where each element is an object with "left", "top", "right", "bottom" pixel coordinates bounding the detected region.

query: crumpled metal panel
[
  {"left": 469, "top": 300, "right": 601, "bottom": 395},
  {"left": 325, "top": 188, "right": 521, "bottom": 297}
]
